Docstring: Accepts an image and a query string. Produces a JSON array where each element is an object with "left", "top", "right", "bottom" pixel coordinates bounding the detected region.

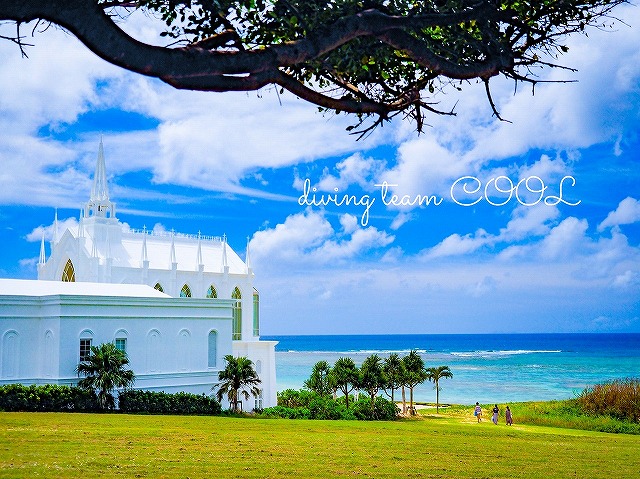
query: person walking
[
  {"left": 474, "top": 402, "right": 482, "bottom": 422},
  {"left": 492, "top": 404, "right": 499, "bottom": 425},
  {"left": 505, "top": 406, "right": 513, "bottom": 425}
]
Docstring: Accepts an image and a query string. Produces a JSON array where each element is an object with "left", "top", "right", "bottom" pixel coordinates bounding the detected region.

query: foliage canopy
[{"left": 0, "top": 0, "right": 627, "bottom": 135}]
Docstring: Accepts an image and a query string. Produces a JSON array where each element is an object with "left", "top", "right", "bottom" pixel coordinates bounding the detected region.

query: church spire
[
  {"left": 85, "top": 138, "right": 116, "bottom": 219},
  {"left": 91, "top": 137, "right": 110, "bottom": 202},
  {"left": 170, "top": 230, "right": 177, "bottom": 266},
  {"left": 39, "top": 232, "right": 46, "bottom": 265},
  {"left": 52, "top": 208, "right": 58, "bottom": 244},
  {"left": 221, "top": 234, "right": 229, "bottom": 272},
  {"left": 245, "top": 236, "right": 252, "bottom": 273},
  {"left": 141, "top": 226, "right": 149, "bottom": 265},
  {"left": 196, "top": 231, "right": 203, "bottom": 270}
]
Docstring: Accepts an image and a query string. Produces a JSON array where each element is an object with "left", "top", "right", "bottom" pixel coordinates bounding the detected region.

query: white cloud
[
  {"left": 316, "top": 153, "right": 386, "bottom": 191},
  {"left": 26, "top": 217, "right": 79, "bottom": 242},
  {"left": 598, "top": 197, "right": 640, "bottom": 231},
  {"left": 250, "top": 209, "right": 394, "bottom": 268}
]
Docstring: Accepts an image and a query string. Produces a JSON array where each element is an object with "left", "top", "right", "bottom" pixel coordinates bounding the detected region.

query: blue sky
[{"left": 0, "top": 5, "right": 639, "bottom": 335}]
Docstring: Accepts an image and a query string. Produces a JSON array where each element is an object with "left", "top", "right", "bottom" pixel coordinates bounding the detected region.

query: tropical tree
[
  {"left": 330, "top": 357, "right": 360, "bottom": 409},
  {"left": 402, "top": 350, "right": 428, "bottom": 415},
  {"left": 75, "top": 342, "right": 135, "bottom": 410},
  {"left": 213, "top": 355, "right": 261, "bottom": 412},
  {"left": 304, "top": 360, "right": 334, "bottom": 397},
  {"left": 383, "top": 353, "right": 406, "bottom": 405},
  {"left": 359, "top": 354, "right": 387, "bottom": 417},
  {"left": 426, "top": 365, "right": 453, "bottom": 413},
  {"left": 0, "top": 1, "right": 626, "bottom": 135}
]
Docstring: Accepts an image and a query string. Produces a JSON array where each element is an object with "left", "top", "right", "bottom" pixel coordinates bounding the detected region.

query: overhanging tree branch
[{"left": 0, "top": 0, "right": 629, "bottom": 133}]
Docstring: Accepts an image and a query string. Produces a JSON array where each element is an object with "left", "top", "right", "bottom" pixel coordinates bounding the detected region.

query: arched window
[
  {"left": 180, "top": 284, "right": 192, "bottom": 298},
  {"left": 2, "top": 331, "right": 19, "bottom": 378},
  {"left": 253, "top": 288, "right": 260, "bottom": 337},
  {"left": 178, "top": 329, "right": 191, "bottom": 371},
  {"left": 146, "top": 329, "right": 161, "bottom": 372},
  {"left": 79, "top": 329, "right": 93, "bottom": 362},
  {"left": 232, "top": 287, "right": 242, "bottom": 340},
  {"left": 62, "top": 259, "right": 76, "bottom": 282},
  {"left": 44, "top": 330, "right": 54, "bottom": 378},
  {"left": 206, "top": 285, "right": 218, "bottom": 298},
  {"left": 154, "top": 282, "right": 164, "bottom": 292},
  {"left": 114, "top": 329, "right": 128, "bottom": 353},
  {"left": 208, "top": 330, "right": 218, "bottom": 368}
]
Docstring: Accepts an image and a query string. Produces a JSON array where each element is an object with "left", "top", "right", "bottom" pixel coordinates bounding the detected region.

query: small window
[
  {"left": 62, "top": 259, "right": 76, "bottom": 282},
  {"left": 206, "top": 285, "right": 218, "bottom": 298},
  {"left": 115, "top": 338, "right": 126, "bottom": 353},
  {"left": 154, "top": 283, "right": 164, "bottom": 292},
  {"left": 79, "top": 338, "right": 92, "bottom": 361},
  {"left": 180, "top": 284, "right": 192, "bottom": 298}
]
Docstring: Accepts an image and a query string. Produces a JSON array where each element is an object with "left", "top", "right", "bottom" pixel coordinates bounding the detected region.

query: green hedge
[
  {"left": 262, "top": 389, "right": 397, "bottom": 420},
  {"left": 0, "top": 384, "right": 99, "bottom": 412},
  {"left": 118, "top": 390, "right": 222, "bottom": 415}
]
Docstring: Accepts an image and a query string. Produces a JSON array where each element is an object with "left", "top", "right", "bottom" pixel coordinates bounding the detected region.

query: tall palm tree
[
  {"left": 360, "top": 354, "right": 386, "bottom": 416},
  {"left": 76, "top": 342, "right": 135, "bottom": 410},
  {"left": 426, "top": 365, "right": 453, "bottom": 413},
  {"left": 383, "top": 353, "right": 406, "bottom": 404},
  {"left": 402, "top": 350, "right": 428, "bottom": 415},
  {"left": 304, "top": 360, "right": 334, "bottom": 397},
  {"left": 330, "top": 357, "right": 360, "bottom": 409},
  {"left": 213, "top": 355, "right": 261, "bottom": 412}
]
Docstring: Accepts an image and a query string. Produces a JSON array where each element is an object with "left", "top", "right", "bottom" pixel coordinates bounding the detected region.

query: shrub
[
  {"left": 576, "top": 378, "right": 640, "bottom": 423},
  {"left": 118, "top": 390, "right": 222, "bottom": 415},
  {"left": 0, "top": 384, "right": 99, "bottom": 412},
  {"left": 352, "top": 396, "right": 399, "bottom": 421},
  {"left": 277, "top": 389, "right": 318, "bottom": 409},
  {"left": 261, "top": 406, "right": 311, "bottom": 419}
]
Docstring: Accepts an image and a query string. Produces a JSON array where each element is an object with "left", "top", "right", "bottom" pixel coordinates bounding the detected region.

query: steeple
[
  {"left": 91, "top": 137, "right": 109, "bottom": 202},
  {"left": 170, "top": 230, "right": 177, "bottom": 267},
  {"left": 84, "top": 138, "right": 116, "bottom": 219},
  {"left": 221, "top": 234, "right": 229, "bottom": 273},
  {"left": 52, "top": 208, "right": 58, "bottom": 245},
  {"left": 245, "top": 236, "right": 252, "bottom": 274},
  {"left": 196, "top": 231, "right": 204, "bottom": 271},
  {"left": 39, "top": 232, "right": 46, "bottom": 265},
  {"left": 141, "top": 226, "right": 149, "bottom": 265}
]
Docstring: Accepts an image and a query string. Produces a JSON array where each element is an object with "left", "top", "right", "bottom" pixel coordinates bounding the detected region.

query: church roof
[
  {"left": 0, "top": 278, "right": 170, "bottom": 298},
  {"left": 80, "top": 230, "right": 248, "bottom": 274}
]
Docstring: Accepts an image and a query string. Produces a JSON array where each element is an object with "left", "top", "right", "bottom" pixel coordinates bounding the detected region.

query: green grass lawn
[{"left": 1, "top": 411, "right": 639, "bottom": 478}]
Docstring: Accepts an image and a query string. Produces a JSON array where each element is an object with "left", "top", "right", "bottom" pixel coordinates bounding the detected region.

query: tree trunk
[
  {"left": 401, "top": 386, "right": 406, "bottom": 415},
  {"left": 436, "top": 381, "right": 440, "bottom": 413}
]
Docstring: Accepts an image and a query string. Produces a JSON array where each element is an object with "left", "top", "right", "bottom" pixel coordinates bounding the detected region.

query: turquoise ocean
[{"left": 262, "top": 334, "right": 640, "bottom": 405}]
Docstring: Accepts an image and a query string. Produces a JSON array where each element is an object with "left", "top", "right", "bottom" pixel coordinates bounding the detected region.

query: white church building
[{"left": 0, "top": 140, "right": 277, "bottom": 410}]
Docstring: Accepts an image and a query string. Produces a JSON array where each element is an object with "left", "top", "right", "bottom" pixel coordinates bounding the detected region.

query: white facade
[{"left": 0, "top": 140, "right": 277, "bottom": 410}]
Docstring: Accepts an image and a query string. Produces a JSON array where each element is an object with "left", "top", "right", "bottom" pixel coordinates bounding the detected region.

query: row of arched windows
[
  {"left": 154, "top": 282, "right": 221, "bottom": 299},
  {"left": 58, "top": 260, "right": 258, "bottom": 341}
]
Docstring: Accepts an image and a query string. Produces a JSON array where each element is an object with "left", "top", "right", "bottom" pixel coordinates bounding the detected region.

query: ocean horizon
[{"left": 261, "top": 333, "right": 640, "bottom": 405}]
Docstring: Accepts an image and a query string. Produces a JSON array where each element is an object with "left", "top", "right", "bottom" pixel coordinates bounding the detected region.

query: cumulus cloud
[
  {"left": 26, "top": 217, "right": 79, "bottom": 242},
  {"left": 598, "top": 197, "right": 640, "bottom": 231},
  {"left": 249, "top": 209, "right": 394, "bottom": 268}
]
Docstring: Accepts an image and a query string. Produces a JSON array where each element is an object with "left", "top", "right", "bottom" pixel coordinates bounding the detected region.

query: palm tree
[
  {"left": 213, "top": 355, "right": 261, "bottom": 412},
  {"left": 76, "top": 342, "right": 135, "bottom": 410},
  {"left": 330, "top": 357, "right": 360, "bottom": 409},
  {"left": 360, "top": 354, "right": 386, "bottom": 416},
  {"left": 304, "top": 360, "right": 334, "bottom": 397},
  {"left": 383, "top": 353, "right": 406, "bottom": 405},
  {"left": 426, "top": 366, "right": 453, "bottom": 413},
  {"left": 402, "top": 350, "right": 428, "bottom": 415}
]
